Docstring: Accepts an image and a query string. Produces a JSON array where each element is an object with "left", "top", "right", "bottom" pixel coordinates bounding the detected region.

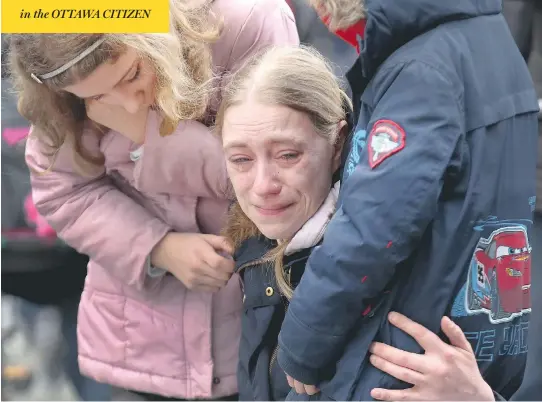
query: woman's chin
[
  {"left": 257, "top": 222, "right": 301, "bottom": 241},
  {"left": 247, "top": 204, "right": 306, "bottom": 240}
]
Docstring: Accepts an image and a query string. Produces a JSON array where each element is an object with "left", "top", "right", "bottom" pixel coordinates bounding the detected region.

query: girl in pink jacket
[{"left": 8, "top": 0, "right": 299, "bottom": 399}]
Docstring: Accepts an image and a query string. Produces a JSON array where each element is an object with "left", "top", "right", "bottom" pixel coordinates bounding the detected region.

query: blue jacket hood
[{"left": 360, "top": 0, "right": 502, "bottom": 77}]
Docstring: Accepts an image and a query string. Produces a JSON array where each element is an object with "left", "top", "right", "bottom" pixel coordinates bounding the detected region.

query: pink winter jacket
[{"left": 24, "top": 0, "right": 299, "bottom": 398}]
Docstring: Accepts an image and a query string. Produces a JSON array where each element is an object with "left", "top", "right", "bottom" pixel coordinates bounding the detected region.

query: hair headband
[{"left": 30, "top": 37, "right": 106, "bottom": 84}]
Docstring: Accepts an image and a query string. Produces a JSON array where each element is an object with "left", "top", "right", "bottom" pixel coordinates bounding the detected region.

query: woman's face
[
  {"left": 222, "top": 103, "right": 343, "bottom": 240},
  {"left": 64, "top": 48, "right": 156, "bottom": 114}
]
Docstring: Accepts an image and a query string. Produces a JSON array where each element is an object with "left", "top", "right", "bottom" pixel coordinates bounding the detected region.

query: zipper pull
[{"left": 285, "top": 267, "right": 292, "bottom": 284}]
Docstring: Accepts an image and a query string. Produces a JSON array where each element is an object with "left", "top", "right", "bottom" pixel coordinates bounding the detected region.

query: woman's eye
[
  {"left": 128, "top": 64, "right": 141, "bottom": 83},
  {"left": 279, "top": 152, "right": 300, "bottom": 160},
  {"left": 230, "top": 157, "right": 251, "bottom": 164}
]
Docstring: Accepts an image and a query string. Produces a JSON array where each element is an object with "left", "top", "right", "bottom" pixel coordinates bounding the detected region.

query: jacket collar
[{"left": 285, "top": 182, "right": 340, "bottom": 255}]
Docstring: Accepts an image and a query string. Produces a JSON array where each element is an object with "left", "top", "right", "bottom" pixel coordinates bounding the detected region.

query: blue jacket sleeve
[{"left": 277, "top": 61, "right": 464, "bottom": 384}]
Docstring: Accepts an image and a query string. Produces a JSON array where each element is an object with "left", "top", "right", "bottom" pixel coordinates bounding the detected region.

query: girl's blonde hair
[
  {"left": 310, "top": 0, "right": 366, "bottom": 31},
  {"left": 8, "top": 0, "right": 221, "bottom": 170},
  {"left": 217, "top": 46, "right": 351, "bottom": 299}
]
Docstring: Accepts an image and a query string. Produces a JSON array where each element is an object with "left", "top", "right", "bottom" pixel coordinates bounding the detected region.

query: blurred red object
[
  {"left": 2, "top": 127, "right": 29, "bottom": 145},
  {"left": 24, "top": 194, "right": 56, "bottom": 238},
  {"left": 320, "top": 15, "right": 366, "bottom": 53}
]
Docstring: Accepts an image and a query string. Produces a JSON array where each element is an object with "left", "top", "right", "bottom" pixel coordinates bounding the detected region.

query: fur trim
[{"left": 221, "top": 202, "right": 260, "bottom": 249}]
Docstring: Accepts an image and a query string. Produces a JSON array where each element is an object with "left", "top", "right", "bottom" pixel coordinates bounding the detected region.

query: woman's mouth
[{"left": 254, "top": 204, "right": 293, "bottom": 216}]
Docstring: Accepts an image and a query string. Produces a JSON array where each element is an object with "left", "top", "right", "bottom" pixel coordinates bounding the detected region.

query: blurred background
[
  {"left": 1, "top": 0, "right": 541, "bottom": 400},
  {"left": 1, "top": 39, "right": 112, "bottom": 400}
]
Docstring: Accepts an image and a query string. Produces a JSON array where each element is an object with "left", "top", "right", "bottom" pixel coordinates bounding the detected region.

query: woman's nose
[{"left": 253, "top": 165, "right": 281, "bottom": 197}]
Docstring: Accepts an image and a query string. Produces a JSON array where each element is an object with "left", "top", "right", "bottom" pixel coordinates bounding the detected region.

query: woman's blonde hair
[
  {"left": 310, "top": 0, "right": 366, "bottom": 31},
  {"left": 217, "top": 46, "right": 351, "bottom": 299},
  {"left": 8, "top": 0, "right": 221, "bottom": 170}
]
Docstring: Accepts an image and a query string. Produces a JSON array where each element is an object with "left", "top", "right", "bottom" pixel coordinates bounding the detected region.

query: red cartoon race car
[{"left": 466, "top": 226, "right": 531, "bottom": 322}]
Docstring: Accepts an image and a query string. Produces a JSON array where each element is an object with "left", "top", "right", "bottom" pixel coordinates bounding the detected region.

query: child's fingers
[
  {"left": 304, "top": 384, "right": 319, "bottom": 395},
  {"left": 294, "top": 380, "right": 306, "bottom": 395},
  {"left": 441, "top": 316, "right": 473, "bottom": 353},
  {"left": 388, "top": 312, "right": 442, "bottom": 352},
  {"left": 204, "top": 234, "right": 234, "bottom": 255},
  {"left": 287, "top": 375, "right": 294, "bottom": 388}
]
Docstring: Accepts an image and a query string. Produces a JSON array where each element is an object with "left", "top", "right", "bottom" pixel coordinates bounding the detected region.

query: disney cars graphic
[{"left": 466, "top": 226, "right": 531, "bottom": 322}]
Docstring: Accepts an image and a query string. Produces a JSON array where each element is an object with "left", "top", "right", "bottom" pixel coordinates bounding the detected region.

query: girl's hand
[
  {"left": 286, "top": 375, "right": 319, "bottom": 396},
  {"left": 151, "top": 232, "right": 235, "bottom": 292},
  {"left": 369, "top": 312, "right": 495, "bottom": 401},
  {"left": 85, "top": 99, "right": 148, "bottom": 144}
]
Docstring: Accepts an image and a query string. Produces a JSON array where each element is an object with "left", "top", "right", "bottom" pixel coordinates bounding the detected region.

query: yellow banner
[{"left": 2, "top": 0, "right": 169, "bottom": 33}]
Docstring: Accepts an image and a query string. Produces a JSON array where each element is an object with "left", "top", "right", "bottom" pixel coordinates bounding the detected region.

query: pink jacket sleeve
[{"left": 25, "top": 128, "right": 171, "bottom": 289}]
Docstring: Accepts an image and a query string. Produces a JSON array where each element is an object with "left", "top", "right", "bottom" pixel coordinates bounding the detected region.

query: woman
[
  {"left": 216, "top": 45, "right": 530, "bottom": 401},
  {"left": 216, "top": 45, "right": 348, "bottom": 401},
  {"left": 8, "top": 0, "right": 298, "bottom": 399}
]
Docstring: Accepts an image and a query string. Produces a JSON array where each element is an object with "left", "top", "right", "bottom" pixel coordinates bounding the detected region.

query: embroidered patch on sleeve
[{"left": 368, "top": 119, "right": 405, "bottom": 169}]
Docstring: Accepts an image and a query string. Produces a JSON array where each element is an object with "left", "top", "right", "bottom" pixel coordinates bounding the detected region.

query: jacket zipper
[
  {"left": 269, "top": 266, "right": 292, "bottom": 376},
  {"left": 269, "top": 302, "right": 288, "bottom": 376},
  {"left": 238, "top": 257, "right": 283, "bottom": 376},
  {"left": 269, "top": 344, "right": 280, "bottom": 376},
  {"left": 239, "top": 253, "right": 306, "bottom": 375}
]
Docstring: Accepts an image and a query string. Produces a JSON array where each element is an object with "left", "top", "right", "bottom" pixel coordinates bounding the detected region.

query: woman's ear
[{"left": 332, "top": 120, "right": 348, "bottom": 172}]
